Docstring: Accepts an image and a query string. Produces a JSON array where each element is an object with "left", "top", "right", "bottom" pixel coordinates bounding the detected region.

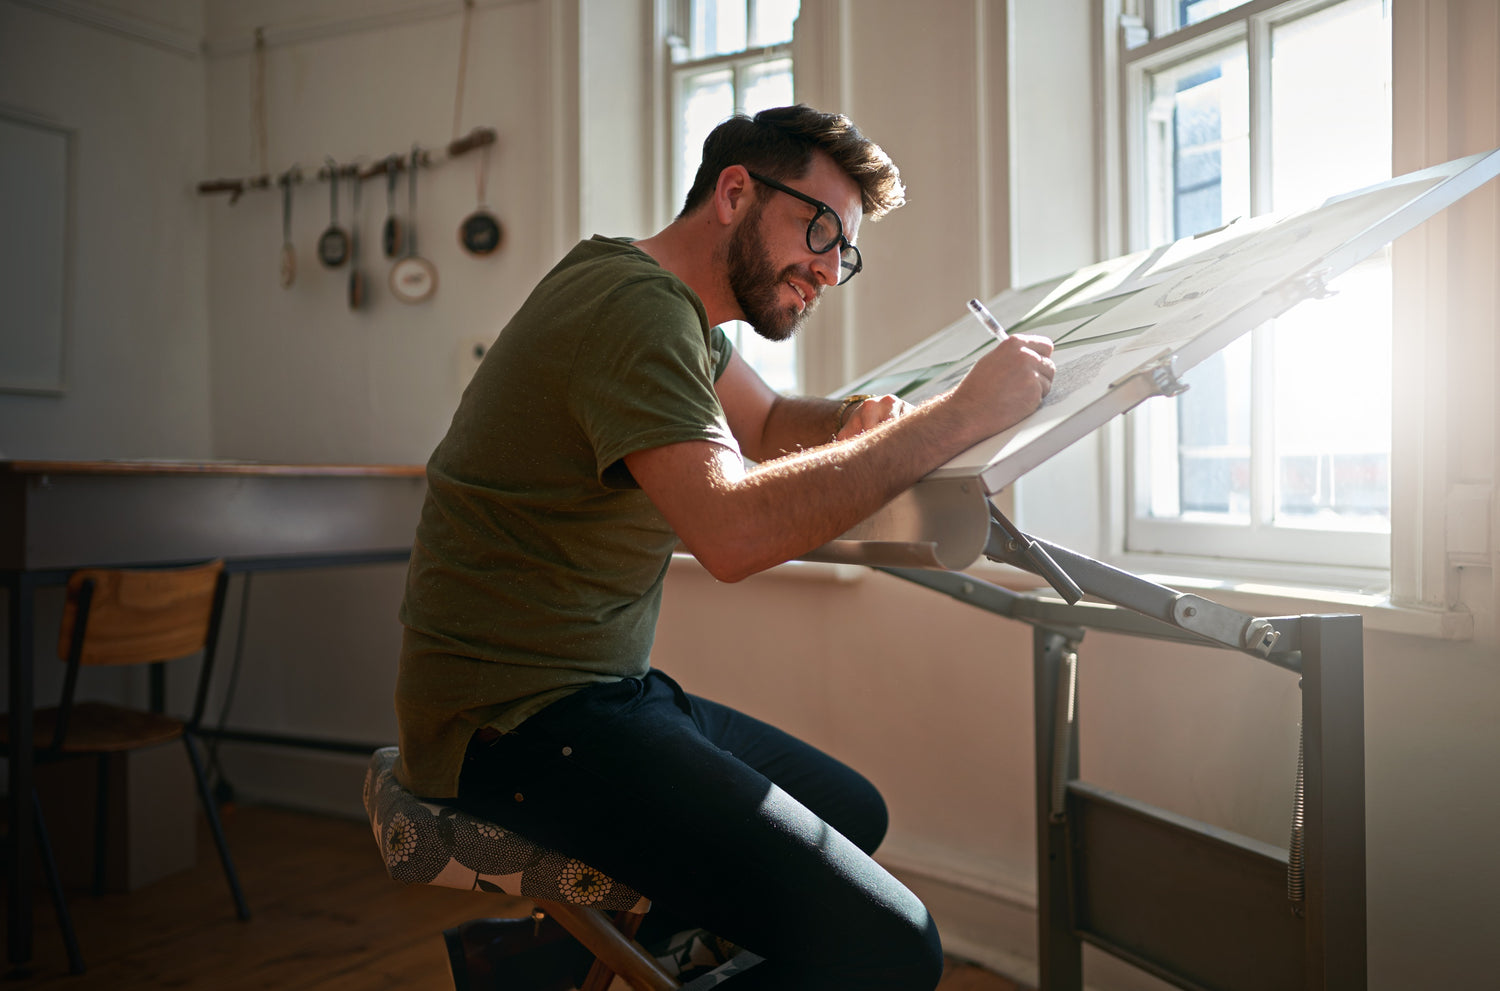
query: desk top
[
  {"left": 1, "top": 460, "right": 427, "bottom": 572},
  {"left": 1, "top": 459, "right": 425, "bottom": 478}
]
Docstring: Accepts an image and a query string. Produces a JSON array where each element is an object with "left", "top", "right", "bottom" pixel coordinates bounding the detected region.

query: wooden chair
[
  {"left": 364, "top": 746, "right": 761, "bottom": 990},
  {"left": 0, "top": 560, "right": 250, "bottom": 973}
]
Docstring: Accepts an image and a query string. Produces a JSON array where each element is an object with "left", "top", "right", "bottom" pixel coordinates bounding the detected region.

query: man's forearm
[
  {"left": 640, "top": 334, "right": 1056, "bottom": 582},
  {"left": 691, "top": 392, "right": 993, "bottom": 580},
  {"left": 756, "top": 394, "right": 845, "bottom": 458}
]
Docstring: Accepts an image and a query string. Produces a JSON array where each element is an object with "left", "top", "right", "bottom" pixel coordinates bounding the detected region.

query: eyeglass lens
[{"left": 807, "top": 209, "right": 860, "bottom": 284}]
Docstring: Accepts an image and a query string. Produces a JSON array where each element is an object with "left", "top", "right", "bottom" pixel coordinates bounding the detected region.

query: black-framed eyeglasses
[{"left": 746, "top": 170, "right": 863, "bottom": 285}]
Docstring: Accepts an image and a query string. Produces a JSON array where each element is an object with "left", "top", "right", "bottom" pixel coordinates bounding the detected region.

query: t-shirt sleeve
[
  {"left": 570, "top": 277, "right": 740, "bottom": 487},
  {"left": 708, "top": 324, "right": 735, "bottom": 380}
]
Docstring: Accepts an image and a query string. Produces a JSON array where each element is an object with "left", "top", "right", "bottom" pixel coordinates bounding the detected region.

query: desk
[{"left": 1, "top": 460, "right": 425, "bottom": 975}]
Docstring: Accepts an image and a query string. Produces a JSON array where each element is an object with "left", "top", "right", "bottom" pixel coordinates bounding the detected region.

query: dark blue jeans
[{"left": 452, "top": 670, "right": 943, "bottom": 990}]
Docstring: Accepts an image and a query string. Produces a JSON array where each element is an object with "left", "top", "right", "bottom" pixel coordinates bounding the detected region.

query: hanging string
[
  {"left": 451, "top": 0, "right": 475, "bottom": 142},
  {"left": 252, "top": 28, "right": 270, "bottom": 177},
  {"left": 475, "top": 142, "right": 489, "bottom": 206},
  {"left": 203, "top": 7, "right": 494, "bottom": 206}
]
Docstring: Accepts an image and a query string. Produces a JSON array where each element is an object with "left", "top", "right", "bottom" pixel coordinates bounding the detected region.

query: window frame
[{"left": 1113, "top": 0, "right": 1394, "bottom": 575}]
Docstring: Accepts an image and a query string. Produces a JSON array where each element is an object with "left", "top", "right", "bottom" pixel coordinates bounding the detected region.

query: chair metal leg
[
  {"left": 91, "top": 755, "right": 109, "bottom": 896},
  {"left": 32, "top": 793, "right": 85, "bottom": 974},
  {"left": 181, "top": 732, "right": 250, "bottom": 920}
]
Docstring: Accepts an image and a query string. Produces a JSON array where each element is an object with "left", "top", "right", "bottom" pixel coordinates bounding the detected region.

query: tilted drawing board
[{"left": 804, "top": 147, "right": 1500, "bottom": 571}]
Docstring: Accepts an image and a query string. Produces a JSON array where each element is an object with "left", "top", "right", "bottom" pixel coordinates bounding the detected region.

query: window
[
  {"left": 668, "top": 0, "right": 801, "bottom": 393},
  {"left": 1120, "top": 0, "right": 1392, "bottom": 571}
]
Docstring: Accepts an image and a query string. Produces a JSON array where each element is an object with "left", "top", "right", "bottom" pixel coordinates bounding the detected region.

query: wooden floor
[{"left": 2, "top": 804, "right": 1029, "bottom": 990}]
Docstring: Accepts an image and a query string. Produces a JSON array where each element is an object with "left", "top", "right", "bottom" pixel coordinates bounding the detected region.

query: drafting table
[
  {"left": 807, "top": 147, "right": 1500, "bottom": 574},
  {"left": 0, "top": 460, "right": 425, "bottom": 975},
  {"left": 803, "top": 147, "right": 1500, "bottom": 990}
]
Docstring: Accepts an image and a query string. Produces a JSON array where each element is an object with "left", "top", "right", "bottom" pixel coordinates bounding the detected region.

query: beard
[{"left": 725, "top": 201, "right": 821, "bottom": 342}]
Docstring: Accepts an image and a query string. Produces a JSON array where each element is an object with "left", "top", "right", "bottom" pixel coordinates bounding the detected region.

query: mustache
[{"left": 779, "top": 263, "right": 823, "bottom": 304}]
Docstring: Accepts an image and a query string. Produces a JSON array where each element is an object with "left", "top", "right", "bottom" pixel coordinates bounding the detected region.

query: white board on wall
[{"left": 0, "top": 108, "right": 72, "bottom": 395}]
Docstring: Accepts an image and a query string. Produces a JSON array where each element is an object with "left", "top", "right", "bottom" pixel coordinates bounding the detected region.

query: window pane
[
  {"left": 690, "top": 0, "right": 747, "bottom": 58},
  {"left": 677, "top": 69, "right": 735, "bottom": 209},
  {"left": 733, "top": 322, "right": 798, "bottom": 393},
  {"left": 1180, "top": 0, "right": 1253, "bottom": 27},
  {"left": 1270, "top": 0, "right": 1392, "bottom": 531},
  {"left": 741, "top": 57, "right": 794, "bottom": 115},
  {"left": 1140, "top": 334, "right": 1252, "bottom": 521},
  {"left": 1271, "top": 0, "right": 1392, "bottom": 211},
  {"left": 750, "top": 0, "right": 799, "bottom": 47},
  {"left": 1146, "top": 45, "right": 1249, "bottom": 246},
  {"left": 1140, "top": 46, "right": 1250, "bottom": 525},
  {"left": 1271, "top": 255, "right": 1392, "bottom": 530}
]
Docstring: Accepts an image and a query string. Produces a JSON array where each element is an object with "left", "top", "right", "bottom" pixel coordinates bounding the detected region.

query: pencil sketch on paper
[{"left": 826, "top": 147, "right": 1500, "bottom": 491}]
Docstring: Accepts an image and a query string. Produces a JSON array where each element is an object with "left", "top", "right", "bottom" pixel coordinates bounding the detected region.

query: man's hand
[
  {"left": 834, "top": 394, "right": 914, "bottom": 441},
  {"left": 948, "top": 334, "right": 1056, "bottom": 443}
]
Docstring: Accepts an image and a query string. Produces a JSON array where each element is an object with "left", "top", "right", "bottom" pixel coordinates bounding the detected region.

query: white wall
[
  {"left": 4, "top": 1, "right": 1498, "bottom": 988},
  {"left": 0, "top": 0, "right": 212, "bottom": 459},
  {"left": 200, "top": 0, "right": 565, "bottom": 466}
]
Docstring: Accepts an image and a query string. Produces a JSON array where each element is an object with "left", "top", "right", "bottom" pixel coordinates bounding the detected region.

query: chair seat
[
  {"left": 1, "top": 702, "right": 184, "bottom": 753},
  {"left": 362, "top": 747, "right": 648, "bottom": 914}
]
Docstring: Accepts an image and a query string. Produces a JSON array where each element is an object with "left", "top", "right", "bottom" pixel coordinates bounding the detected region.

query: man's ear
[{"left": 713, "top": 165, "right": 753, "bottom": 225}]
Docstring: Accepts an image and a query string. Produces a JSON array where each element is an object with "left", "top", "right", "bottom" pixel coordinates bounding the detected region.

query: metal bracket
[
  {"left": 1145, "top": 354, "right": 1189, "bottom": 398},
  {"left": 1110, "top": 350, "right": 1189, "bottom": 398},
  {"left": 985, "top": 505, "right": 1084, "bottom": 604},
  {"left": 1171, "top": 593, "right": 1281, "bottom": 655},
  {"left": 1276, "top": 265, "right": 1339, "bottom": 302}
]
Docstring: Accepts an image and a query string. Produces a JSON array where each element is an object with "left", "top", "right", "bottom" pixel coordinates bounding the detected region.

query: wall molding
[
  {"left": 12, "top": 0, "right": 202, "bottom": 57},
  {"left": 200, "top": 0, "right": 535, "bottom": 59}
]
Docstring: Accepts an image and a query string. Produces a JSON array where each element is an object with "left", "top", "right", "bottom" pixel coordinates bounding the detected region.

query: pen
[{"left": 967, "top": 298, "right": 1009, "bottom": 342}]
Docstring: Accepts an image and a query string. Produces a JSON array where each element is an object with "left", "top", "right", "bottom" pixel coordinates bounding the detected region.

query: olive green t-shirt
[{"left": 394, "top": 236, "right": 737, "bottom": 797}]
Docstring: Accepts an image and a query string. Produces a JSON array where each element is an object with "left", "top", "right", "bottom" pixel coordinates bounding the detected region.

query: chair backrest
[{"left": 57, "top": 560, "right": 227, "bottom": 667}]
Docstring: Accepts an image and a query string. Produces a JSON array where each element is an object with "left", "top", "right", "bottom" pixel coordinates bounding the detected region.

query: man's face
[
  {"left": 725, "top": 155, "right": 863, "bottom": 343},
  {"left": 726, "top": 195, "right": 818, "bottom": 342}
]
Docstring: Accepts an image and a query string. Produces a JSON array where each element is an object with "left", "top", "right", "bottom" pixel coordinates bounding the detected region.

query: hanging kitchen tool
[
  {"left": 278, "top": 169, "right": 297, "bottom": 288},
  {"left": 459, "top": 142, "right": 503, "bottom": 256},
  {"left": 381, "top": 155, "right": 404, "bottom": 258},
  {"left": 317, "top": 158, "right": 350, "bottom": 268},
  {"left": 448, "top": 0, "right": 500, "bottom": 256},
  {"left": 389, "top": 147, "right": 437, "bottom": 303},
  {"left": 348, "top": 166, "right": 366, "bottom": 309}
]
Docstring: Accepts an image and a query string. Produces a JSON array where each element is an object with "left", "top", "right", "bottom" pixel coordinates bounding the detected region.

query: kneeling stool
[{"left": 364, "top": 746, "right": 678, "bottom": 991}]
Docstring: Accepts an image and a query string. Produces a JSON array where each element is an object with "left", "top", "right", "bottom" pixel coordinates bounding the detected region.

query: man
[{"left": 395, "top": 105, "right": 1054, "bottom": 990}]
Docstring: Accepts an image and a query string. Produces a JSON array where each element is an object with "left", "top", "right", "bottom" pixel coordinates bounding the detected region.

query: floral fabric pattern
[{"left": 363, "top": 747, "right": 648, "bottom": 913}]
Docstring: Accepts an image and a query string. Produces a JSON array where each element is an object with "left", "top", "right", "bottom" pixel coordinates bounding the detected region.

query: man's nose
[{"left": 809, "top": 247, "right": 840, "bottom": 287}]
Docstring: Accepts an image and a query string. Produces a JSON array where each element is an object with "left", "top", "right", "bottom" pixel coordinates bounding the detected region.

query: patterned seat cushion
[{"left": 363, "top": 746, "right": 649, "bottom": 913}]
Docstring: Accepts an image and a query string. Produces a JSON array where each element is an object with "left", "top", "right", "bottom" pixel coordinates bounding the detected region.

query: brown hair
[{"left": 677, "top": 104, "right": 905, "bottom": 222}]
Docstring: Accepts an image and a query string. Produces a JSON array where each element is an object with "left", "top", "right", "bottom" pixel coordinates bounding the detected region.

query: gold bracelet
[{"left": 836, "top": 394, "right": 875, "bottom": 431}]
